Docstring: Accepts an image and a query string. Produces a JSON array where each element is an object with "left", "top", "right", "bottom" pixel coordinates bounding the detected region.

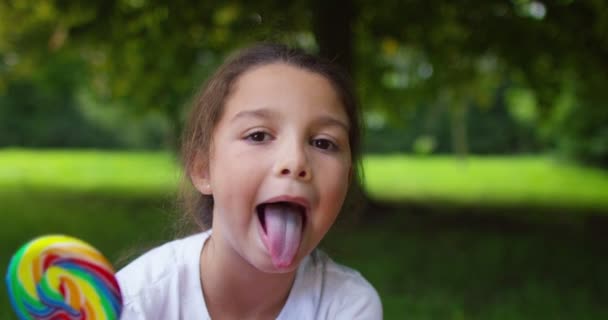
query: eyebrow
[
  {"left": 314, "top": 115, "right": 350, "bottom": 133},
  {"left": 231, "top": 108, "right": 350, "bottom": 132},
  {"left": 231, "top": 108, "right": 278, "bottom": 122}
]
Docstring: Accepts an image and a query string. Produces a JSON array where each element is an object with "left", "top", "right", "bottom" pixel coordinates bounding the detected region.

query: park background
[{"left": 1, "top": 0, "right": 608, "bottom": 318}]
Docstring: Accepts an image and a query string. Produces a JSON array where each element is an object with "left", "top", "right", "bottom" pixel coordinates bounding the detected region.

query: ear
[{"left": 190, "top": 153, "right": 213, "bottom": 195}]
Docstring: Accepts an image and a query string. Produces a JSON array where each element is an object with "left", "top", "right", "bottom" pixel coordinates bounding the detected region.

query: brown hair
[{"left": 179, "top": 42, "right": 362, "bottom": 232}]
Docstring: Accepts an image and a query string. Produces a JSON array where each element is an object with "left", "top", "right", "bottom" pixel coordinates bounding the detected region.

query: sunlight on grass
[
  {"left": 363, "top": 155, "right": 608, "bottom": 211},
  {"left": 0, "top": 149, "right": 180, "bottom": 194},
  {"left": 2, "top": 149, "right": 608, "bottom": 211}
]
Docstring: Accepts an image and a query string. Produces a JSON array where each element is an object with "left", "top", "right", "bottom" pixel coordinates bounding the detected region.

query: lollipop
[{"left": 5, "top": 235, "right": 123, "bottom": 320}]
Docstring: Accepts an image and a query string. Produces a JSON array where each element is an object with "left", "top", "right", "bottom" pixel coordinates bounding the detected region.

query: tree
[{"left": 1, "top": 0, "right": 607, "bottom": 165}]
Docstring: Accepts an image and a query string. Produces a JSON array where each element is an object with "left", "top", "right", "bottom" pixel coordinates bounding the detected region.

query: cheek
[
  {"left": 210, "top": 143, "right": 253, "bottom": 185},
  {"left": 316, "top": 160, "right": 351, "bottom": 219},
  {"left": 329, "top": 156, "right": 351, "bottom": 194},
  {"left": 327, "top": 164, "right": 350, "bottom": 196},
  {"left": 209, "top": 146, "right": 267, "bottom": 213}
]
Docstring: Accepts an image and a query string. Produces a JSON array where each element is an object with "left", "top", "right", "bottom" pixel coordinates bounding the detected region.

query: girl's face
[{"left": 193, "top": 63, "right": 352, "bottom": 273}]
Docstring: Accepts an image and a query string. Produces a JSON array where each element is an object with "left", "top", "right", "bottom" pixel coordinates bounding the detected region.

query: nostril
[
  {"left": 281, "top": 169, "right": 290, "bottom": 175},
  {"left": 298, "top": 171, "right": 307, "bottom": 178}
]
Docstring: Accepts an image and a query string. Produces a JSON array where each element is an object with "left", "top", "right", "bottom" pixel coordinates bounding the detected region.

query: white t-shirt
[{"left": 117, "top": 231, "right": 382, "bottom": 319}]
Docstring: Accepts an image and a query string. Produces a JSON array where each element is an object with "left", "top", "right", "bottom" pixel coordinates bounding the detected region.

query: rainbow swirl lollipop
[{"left": 5, "top": 235, "right": 123, "bottom": 320}]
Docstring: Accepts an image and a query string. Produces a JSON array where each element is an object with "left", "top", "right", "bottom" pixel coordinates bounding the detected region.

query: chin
[{"left": 253, "top": 254, "right": 302, "bottom": 274}]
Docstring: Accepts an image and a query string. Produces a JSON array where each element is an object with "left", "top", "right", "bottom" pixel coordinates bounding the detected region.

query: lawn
[
  {"left": 1, "top": 149, "right": 607, "bottom": 319},
  {"left": 363, "top": 154, "right": 608, "bottom": 212},
  {"left": 3, "top": 149, "right": 608, "bottom": 213}
]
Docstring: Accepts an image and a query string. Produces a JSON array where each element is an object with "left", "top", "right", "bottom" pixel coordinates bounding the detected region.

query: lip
[{"left": 258, "top": 195, "right": 311, "bottom": 214}]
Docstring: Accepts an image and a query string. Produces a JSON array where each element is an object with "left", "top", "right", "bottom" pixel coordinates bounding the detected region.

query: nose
[{"left": 273, "top": 142, "right": 312, "bottom": 182}]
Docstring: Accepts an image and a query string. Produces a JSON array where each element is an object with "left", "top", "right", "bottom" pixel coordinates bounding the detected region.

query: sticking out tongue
[{"left": 261, "top": 203, "right": 303, "bottom": 268}]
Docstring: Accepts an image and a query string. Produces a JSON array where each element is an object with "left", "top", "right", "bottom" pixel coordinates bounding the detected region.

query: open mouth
[
  {"left": 256, "top": 201, "right": 307, "bottom": 234},
  {"left": 256, "top": 201, "right": 307, "bottom": 268}
]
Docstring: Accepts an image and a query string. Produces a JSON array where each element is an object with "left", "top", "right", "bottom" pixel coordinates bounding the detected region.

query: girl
[{"left": 117, "top": 43, "right": 382, "bottom": 319}]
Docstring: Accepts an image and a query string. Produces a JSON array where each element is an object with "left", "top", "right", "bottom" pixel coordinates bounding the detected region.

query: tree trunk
[
  {"left": 450, "top": 103, "right": 469, "bottom": 162},
  {"left": 311, "top": 0, "right": 356, "bottom": 76},
  {"left": 312, "top": 0, "right": 375, "bottom": 223}
]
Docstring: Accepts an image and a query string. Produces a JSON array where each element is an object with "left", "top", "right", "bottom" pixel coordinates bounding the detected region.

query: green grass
[
  {"left": 323, "top": 222, "right": 608, "bottom": 319},
  {"left": 0, "top": 149, "right": 179, "bottom": 319},
  {"left": 0, "top": 190, "right": 175, "bottom": 319},
  {"left": 3, "top": 149, "right": 607, "bottom": 213},
  {"left": 1, "top": 149, "right": 608, "bottom": 319},
  {"left": 364, "top": 155, "right": 608, "bottom": 213},
  {"left": 0, "top": 149, "right": 179, "bottom": 194}
]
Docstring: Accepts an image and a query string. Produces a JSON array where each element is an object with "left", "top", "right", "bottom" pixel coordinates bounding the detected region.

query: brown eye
[
  {"left": 246, "top": 131, "right": 271, "bottom": 142},
  {"left": 312, "top": 138, "right": 337, "bottom": 151}
]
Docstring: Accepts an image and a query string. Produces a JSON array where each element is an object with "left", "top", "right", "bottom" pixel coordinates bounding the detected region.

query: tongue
[{"left": 262, "top": 203, "right": 303, "bottom": 268}]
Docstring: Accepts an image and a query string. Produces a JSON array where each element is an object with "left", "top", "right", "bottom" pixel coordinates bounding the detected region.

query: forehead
[{"left": 223, "top": 63, "right": 349, "bottom": 123}]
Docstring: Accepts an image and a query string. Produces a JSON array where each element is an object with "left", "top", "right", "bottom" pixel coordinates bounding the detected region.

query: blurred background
[{"left": 1, "top": 0, "right": 608, "bottom": 319}]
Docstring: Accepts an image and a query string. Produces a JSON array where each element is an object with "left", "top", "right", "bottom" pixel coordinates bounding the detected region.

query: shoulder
[
  {"left": 294, "top": 250, "right": 383, "bottom": 319},
  {"left": 116, "top": 231, "right": 210, "bottom": 317}
]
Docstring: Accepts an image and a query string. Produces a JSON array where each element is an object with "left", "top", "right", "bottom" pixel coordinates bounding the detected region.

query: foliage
[
  {"left": 1, "top": 0, "right": 607, "bottom": 163},
  {"left": 0, "top": 54, "right": 118, "bottom": 147},
  {"left": 364, "top": 85, "right": 541, "bottom": 155},
  {"left": 0, "top": 52, "right": 170, "bottom": 149},
  {"left": 555, "top": 102, "right": 608, "bottom": 167},
  {"left": 0, "top": 0, "right": 312, "bottom": 145},
  {"left": 357, "top": 0, "right": 608, "bottom": 163},
  {"left": 547, "top": 79, "right": 608, "bottom": 167}
]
